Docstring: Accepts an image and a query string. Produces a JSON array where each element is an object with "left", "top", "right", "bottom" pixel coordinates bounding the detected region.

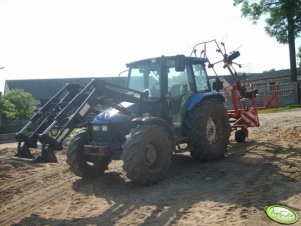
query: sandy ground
[{"left": 0, "top": 109, "right": 301, "bottom": 226}]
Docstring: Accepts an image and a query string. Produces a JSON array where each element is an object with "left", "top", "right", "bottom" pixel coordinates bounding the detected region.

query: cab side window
[{"left": 193, "top": 64, "right": 210, "bottom": 92}]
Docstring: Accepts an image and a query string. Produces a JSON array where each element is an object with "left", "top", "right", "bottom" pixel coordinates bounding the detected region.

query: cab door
[{"left": 166, "top": 64, "right": 193, "bottom": 129}]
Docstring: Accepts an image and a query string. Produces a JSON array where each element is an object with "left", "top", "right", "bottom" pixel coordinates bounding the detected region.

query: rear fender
[{"left": 187, "top": 93, "right": 225, "bottom": 111}]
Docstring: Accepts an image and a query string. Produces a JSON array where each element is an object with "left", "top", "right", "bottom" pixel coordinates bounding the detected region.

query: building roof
[
  {"left": 209, "top": 67, "right": 301, "bottom": 84},
  {"left": 208, "top": 74, "right": 248, "bottom": 85},
  {"left": 247, "top": 68, "right": 301, "bottom": 81},
  {"left": 4, "top": 77, "right": 122, "bottom": 100},
  {"left": 4, "top": 67, "right": 301, "bottom": 102}
]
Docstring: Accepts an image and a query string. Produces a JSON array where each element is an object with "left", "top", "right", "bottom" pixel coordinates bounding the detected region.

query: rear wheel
[
  {"left": 183, "top": 99, "right": 230, "bottom": 161},
  {"left": 122, "top": 124, "right": 172, "bottom": 185},
  {"left": 66, "top": 130, "right": 110, "bottom": 178}
]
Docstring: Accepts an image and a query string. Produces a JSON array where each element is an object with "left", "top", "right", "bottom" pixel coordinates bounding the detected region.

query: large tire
[
  {"left": 122, "top": 124, "right": 172, "bottom": 185},
  {"left": 183, "top": 99, "right": 230, "bottom": 161},
  {"left": 66, "top": 130, "right": 110, "bottom": 178}
]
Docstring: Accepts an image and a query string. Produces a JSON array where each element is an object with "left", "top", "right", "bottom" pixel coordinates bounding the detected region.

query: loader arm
[{"left": 13, "top": 79, "right": 147, "bottom": 163}]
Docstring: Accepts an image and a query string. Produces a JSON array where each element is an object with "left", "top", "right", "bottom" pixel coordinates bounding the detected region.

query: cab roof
[{"left": 126, "top": 55, "right": 208, "bottom": 68}]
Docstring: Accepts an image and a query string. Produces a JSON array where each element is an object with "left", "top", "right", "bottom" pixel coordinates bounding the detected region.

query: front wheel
[
  {"left": 122, "top": 124, "right": 172, "bottom": 185},
  {"left": 66, "top": 130, "right": 110, "bottom": 178}
]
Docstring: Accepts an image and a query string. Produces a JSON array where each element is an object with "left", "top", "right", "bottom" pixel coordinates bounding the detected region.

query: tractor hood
[{"left": 92, "top": 102, "right": 140, "bottom": 124}]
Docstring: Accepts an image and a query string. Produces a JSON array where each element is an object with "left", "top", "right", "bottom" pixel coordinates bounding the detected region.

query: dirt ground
[{"left": 0, "top": 109, "right": 301, "bottom": 226}]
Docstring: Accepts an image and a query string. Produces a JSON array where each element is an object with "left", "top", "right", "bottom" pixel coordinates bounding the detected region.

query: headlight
[
  {"left": 101, "top": 125, "right": 108, "bottom": 132},
  {"left": 93, "top": 125, "right": 101, "bottom": 131},
  {"left": 93, "top": 125, "right": 108, "bottom": 132}
]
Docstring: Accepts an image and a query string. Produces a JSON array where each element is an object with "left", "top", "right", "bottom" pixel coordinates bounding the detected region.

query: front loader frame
[
  {"left": 13, "top": 79, "right": 146, "bottom": 163},
  {"left": 13, "top": 82, "right": 81, "bottom": 162}
]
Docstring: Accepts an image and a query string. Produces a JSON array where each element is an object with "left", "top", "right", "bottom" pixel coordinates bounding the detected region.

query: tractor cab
[
  {"left": 125, "top": 55, "right": 212, "bottom": 130},
  {"left": 126, "top": 55, "right": 211, "bottom": 98}
]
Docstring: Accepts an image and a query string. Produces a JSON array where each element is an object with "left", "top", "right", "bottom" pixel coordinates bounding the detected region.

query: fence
[
  {"left": 222, "top": 81, "right": 299, "bottom": 110},
  {"left": 255, "top": 82, "right": 299, "bottom": 107},
  {"left": 0, "top": 120, "right": 33, "bottom": 134}
]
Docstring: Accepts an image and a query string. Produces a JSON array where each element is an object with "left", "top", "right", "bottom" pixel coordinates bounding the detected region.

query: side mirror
[
  {"left": 175, "top": 55, "right": 186, "bottom": 72},
  {"left": 212, "top": 77, "right": 223, "bottom": 92}
]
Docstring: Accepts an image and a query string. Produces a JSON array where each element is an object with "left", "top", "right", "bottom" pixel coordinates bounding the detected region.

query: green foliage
[
  {"left": 263, "top": 69, "right": 276, "bottom": 73},
  {"left": 2, "top": 89, "right": 36, "bottom": 120},
  {"left": 0, "top": 96, "right": 17, "bottom": 120},
  {"left": 233, "top": 0, "right": 301, "bottom": 44},
  {"left": 258, "top": 104, "right": 301, "bottom": 113}
]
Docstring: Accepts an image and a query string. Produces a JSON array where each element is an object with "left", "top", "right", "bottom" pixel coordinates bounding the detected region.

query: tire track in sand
[{"left": 0, "top": 171, "right": 76, "bottom": 225}]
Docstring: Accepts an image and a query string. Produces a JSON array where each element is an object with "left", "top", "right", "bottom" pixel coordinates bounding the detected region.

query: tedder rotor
[{"left": 191, "top": 39, "right": 279, "bottom": 142}]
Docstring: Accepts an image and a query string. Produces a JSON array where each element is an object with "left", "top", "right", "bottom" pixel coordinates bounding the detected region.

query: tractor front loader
[
  {"left": 13, "top": 54, "right": 230, "bottom": 185},
  {"left": 13, "top": 79, "right": 146, "bottom": 163},
  {"left": 13, "top": 82, "right": 81, "bottom": 162}
]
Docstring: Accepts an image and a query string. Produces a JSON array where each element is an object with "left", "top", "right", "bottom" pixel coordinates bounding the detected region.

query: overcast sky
[{"left": 0, "top": 0, "right": 300, "bottom": 92}]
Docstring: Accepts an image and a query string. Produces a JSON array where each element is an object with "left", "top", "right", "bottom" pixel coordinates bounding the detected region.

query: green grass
[{"left": 258, "top": 104, "right": 301, "bottom": 113}]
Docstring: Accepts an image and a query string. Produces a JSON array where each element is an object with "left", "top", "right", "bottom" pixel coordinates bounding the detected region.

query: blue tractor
[{"left": 13, "top": 55, "right": 230, "bottom": 185}]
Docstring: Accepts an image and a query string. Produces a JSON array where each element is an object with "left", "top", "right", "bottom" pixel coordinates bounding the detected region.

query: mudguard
[{"left": 187, "top": 92, "right": 225, "bottom": 111}]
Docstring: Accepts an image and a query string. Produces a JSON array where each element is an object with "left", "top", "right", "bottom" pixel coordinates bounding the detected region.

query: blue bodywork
[
  {"left": 93, "top": 92, "right": 224, "bottom": 125},
  {"left": 187, "top": 92, "right": 224, "bottom": 111},
  {"left": 93, "top": 102, "right": 140, "bottom": 124}
]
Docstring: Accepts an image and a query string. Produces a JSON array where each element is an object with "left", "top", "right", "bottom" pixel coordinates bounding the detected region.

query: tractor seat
[
  {"left": 242, "top": 88, "right": 258, "bottom": 99},
  {"left": 169, "top": 84, "right": 181, "bottom": 97},
  {"left": 169, "top": 84, "right": 188, "bottom": 97}
]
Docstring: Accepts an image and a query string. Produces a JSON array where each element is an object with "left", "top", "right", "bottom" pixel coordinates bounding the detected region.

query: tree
[
  {"left": 234, "top": 0, "right": 301, "bottom": 102},
  {"left": 297, "top": 46, "right": 301, "bottom": 68},
  {"left": 0, "top": 96, "right": 17, "bottom": 121},
  {"left": 4, "top": 89, "right": 35, "bottom": 120}
]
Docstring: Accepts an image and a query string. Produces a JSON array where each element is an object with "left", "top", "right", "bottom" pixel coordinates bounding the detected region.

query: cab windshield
[
  {"left": 128, "top": 61, "right": 160, "bottom": 98},
  {"left": 127, "top": 58, "right": 210, "bottom": 98}
]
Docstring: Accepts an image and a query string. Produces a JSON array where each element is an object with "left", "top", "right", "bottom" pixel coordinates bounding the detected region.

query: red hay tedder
[{"left": 190, "top": 40, "right": 279, "bottom": 142}]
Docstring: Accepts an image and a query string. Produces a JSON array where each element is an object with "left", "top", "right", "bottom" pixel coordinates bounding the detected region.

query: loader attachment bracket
[
  {"left": 11, "top": 144, "right": 58, "bottom": 163},
  {"left": 13, "top": 143, "right": 35, "bottom": 159}
]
